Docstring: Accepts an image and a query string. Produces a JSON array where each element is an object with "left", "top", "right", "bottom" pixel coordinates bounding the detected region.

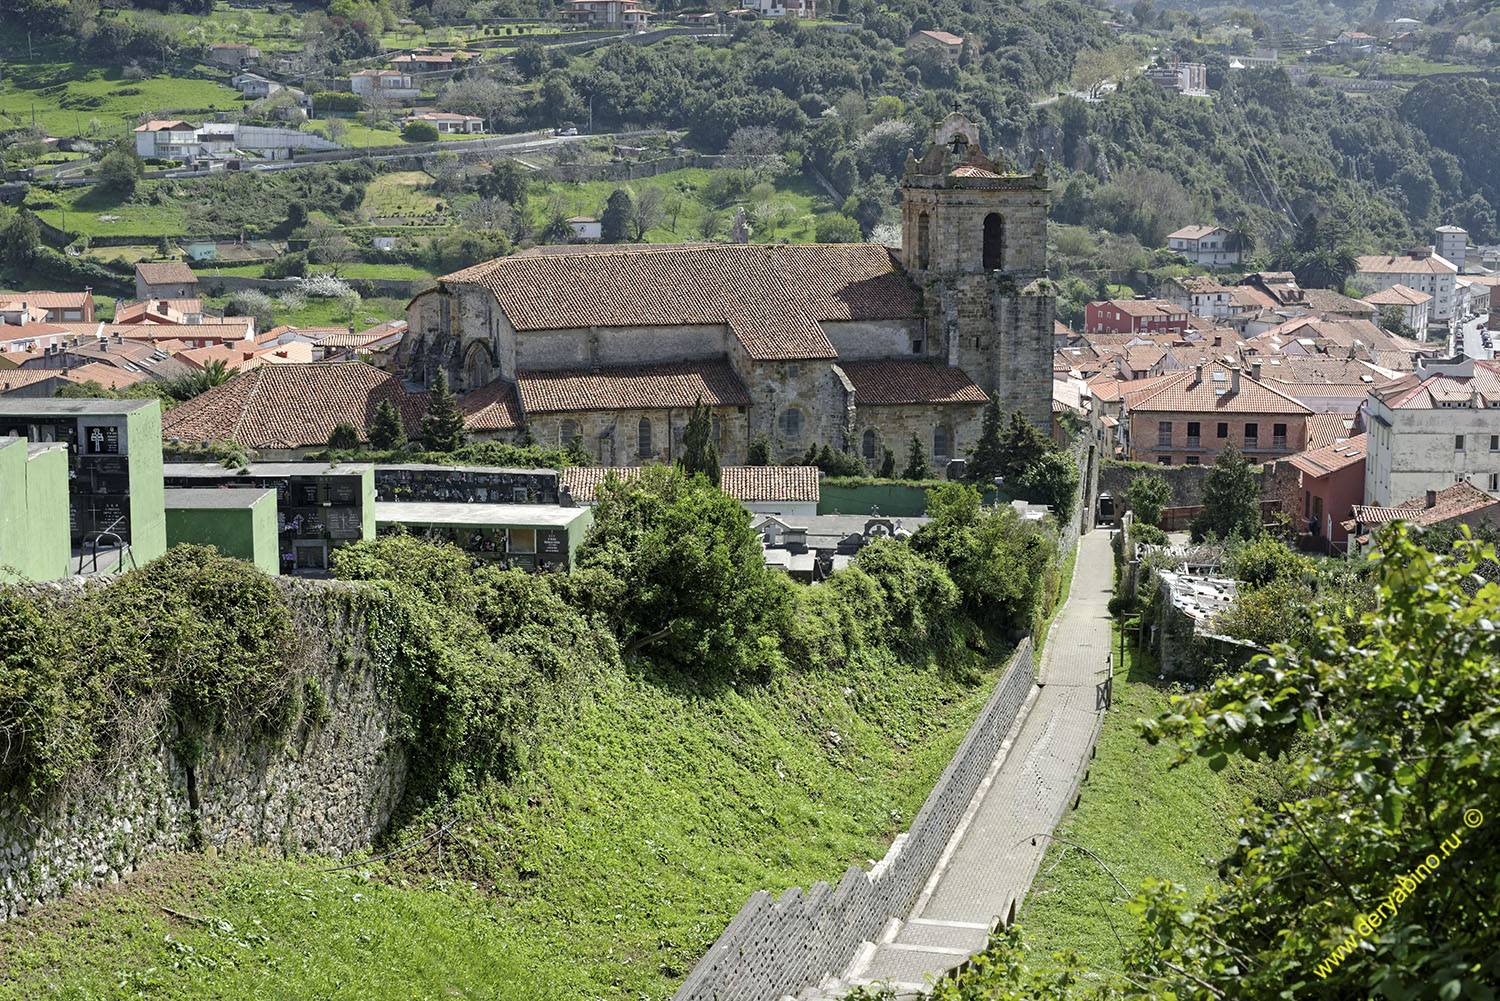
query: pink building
[
  {"left": 1286, "top": 434, "right": 1366, "bottom": 552},
  {"left": 1084, "top": 299, "right": 1189, "bottom": 336},
  {"left": 1125, "top": 362, "right": 1312, "bottom": 465}
]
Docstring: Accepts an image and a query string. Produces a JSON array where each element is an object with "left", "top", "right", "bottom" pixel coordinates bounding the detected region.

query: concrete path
[{"left": 835, "top": 530, "right": 1115, "bottom": 995}]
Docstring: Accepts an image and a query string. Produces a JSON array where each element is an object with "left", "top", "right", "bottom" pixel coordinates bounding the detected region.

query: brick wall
[{"left": 672, "top": 640, "right": 1037, "bottom": 1001}]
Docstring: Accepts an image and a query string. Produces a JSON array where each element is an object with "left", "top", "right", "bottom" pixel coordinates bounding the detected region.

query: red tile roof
[
  {"left": 560, "top": 464, "right": 818, "bottom": 503},
  {"left": 1350, "top": 482, "right": 1499, "bottom": 528},
  {"left": 516, "top": 361, "right": 751, "bottom": 414},
  {"left": 0, "top": 369, "right": 63, "bottom": 394},
  {"left": 162, "top": 362, "right": 425, "bottom": 448},
  {"left": 437, "top": 243, "right": 918, "bottom": 361},
  {"left": 839, "top": 360, "right": 988, "bottom": 405},
  {"left": 1305, "top": 412, "right": 1356, "bottom": 449},
  {"left": 460, "top": 379, "right": 522, "bottom": 431},
  {"left": 1288, "top": 433, "right": 1366, "bottom": 477},
  {"left": 135, "top": 262, "right": 198, "bottom": 285},
  {"left": 1127, "top": 364, "right": 1314, "bottom": 415}
]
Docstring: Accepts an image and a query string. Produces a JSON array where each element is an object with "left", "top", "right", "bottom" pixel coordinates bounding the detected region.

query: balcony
[
  {"left": 1272, "top": 435, "right": 1287, "bottom": 450},
  {"left": 1186, "top": 435, "right": 1201, "bottom": 449}
]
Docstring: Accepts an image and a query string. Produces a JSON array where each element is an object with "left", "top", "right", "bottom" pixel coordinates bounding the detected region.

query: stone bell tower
[{"left": 900, "top": 112, "right": 1054, "bottom": 430}]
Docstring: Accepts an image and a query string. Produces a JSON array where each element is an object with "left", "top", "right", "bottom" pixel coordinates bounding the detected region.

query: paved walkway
[{"left": 839, "top": 529, "right": 1115, "bottom": 993}]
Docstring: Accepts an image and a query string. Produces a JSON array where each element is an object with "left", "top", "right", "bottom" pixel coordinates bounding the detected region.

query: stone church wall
[
  {"left": 514, "top": 324, "right": 731, "bottom": 373},
  {"left": 672, "top": 640, "right": 1038, "bottom": 1001},
  {"left": 0, "top": 580, "right": 409, "bottom": 922},
  {"left": 853, "top": 402, "right": 985, "bottom": 472},
  {"left": 528, "top": 405, "right": 751, "bottom": 466},
  {"left": 822, "top": 318, "right": 925, "bottom": 360}
]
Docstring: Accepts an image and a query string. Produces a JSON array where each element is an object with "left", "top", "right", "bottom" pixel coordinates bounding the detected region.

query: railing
[
  {"left": 1185, "top": 435, "right": 1201, "bottom": 449},
  {"left": 77, "top": 517, "right": 136, "bottom": 576},
  {"left": 1272, "top": 435, "right": 1288, "bottom": 449}
]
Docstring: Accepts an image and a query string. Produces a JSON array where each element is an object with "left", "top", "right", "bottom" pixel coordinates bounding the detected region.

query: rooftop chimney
[
  {"left": 1195, "top": 359, "right": 1205, "bottom": 385},
  {"left": 1230, "top": 365, "right": 1241, "bottom": 395},
  {"left": 1251, "top": 361, "right": 1262, "bottom": 382},
  {"left": 1426, "top": 489, "right": 1438, "bottom": 508}
]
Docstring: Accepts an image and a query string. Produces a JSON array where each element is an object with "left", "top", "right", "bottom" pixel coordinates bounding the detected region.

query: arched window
[
  {"left": 934, "top": 425, "right": 951, "bottom": 459},
  {"left": 464, "top": 346, "right": 491, "bottom": 389},
  {"left": 779, "top": 408, "right": 804, "bottom": 440},
  {"left": 862, "top": 428, "right": 877, "bottom": 461},
  {"left": 916, "top": 211, "right": 930, "bottom": 269},
  {"left": 983, "top": 213, "right": 1004, "bottom": 271},
  {"left": 560, "top": 419, "right": 578, "bottom": 445},
  {"left": 638, "top": 417, "right": 653, "bottom": 457}
]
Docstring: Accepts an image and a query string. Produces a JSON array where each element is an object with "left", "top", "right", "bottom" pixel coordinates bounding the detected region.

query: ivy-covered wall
[{"left": 0, "top": 573, "right": 409, "bottom": 921}]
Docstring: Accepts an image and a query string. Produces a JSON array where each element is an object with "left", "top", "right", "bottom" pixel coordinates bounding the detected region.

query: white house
[
  {"left": 1364, "top": 358, "right": 1500, "bottom": 505},
  {"left": 232, "top": 73, "right": 282, "bottom": 99},
  {"left": 748, "top": 0, "right": 814, "bottom": 16},
  {"left": 132, "top": 120, "right": 201, "bottom": 159},
  {"left": 1436, "top": 225, "right": 1469, "bottom": 273},
  {"left": 1361, "top": 284, "right": 1431, "bottom": 341},
  {"left": 1352, "top": 250, "right": 1459, "bottom": 322},
  {"left": 372, "top": 236, "right": 397, "bottom": 251},
  {"left": 350, "top": 69, "right": 419, "bottom": 102},
  {"left": 905, "top": 30, "right": 964, "bottom": 60},
  {"left": 563, "top": 0, "right": 653, "bottom": 29},
  {"left": 401, "top": 111, "right": 485, "bottom": 134},
  {"left": 1167, "top": 225, "right": 1243, "bottom": 267},
  {"left": 1157, "top": 275, "right": 1236, "bottom": 319},
  {"left": 568, "top": 216, "right": 602, "bottom": 240}
]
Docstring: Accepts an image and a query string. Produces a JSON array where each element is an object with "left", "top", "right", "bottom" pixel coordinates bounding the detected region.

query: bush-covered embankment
[{"left": 0, "top": 468, "right": 1065, "bottom": 999}]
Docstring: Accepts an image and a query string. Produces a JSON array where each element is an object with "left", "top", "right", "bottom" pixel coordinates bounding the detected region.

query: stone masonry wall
[
  {"left": 672, "top": 640, "right": 1038, "bottom": 1001},
  {"left": 0, "top": 579, "right": 409, "bottom": 921}
]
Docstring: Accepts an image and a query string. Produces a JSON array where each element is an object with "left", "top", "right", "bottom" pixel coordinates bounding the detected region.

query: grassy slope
[
  {"left": 1017, "top": 619, "right": 1283, "bottom": 977},
  {"left": 0, "top": 63, "right": 241, "bottom": 138},
  {"left": 0, "top": 655, "right": 1006, "bottom": 1000}
]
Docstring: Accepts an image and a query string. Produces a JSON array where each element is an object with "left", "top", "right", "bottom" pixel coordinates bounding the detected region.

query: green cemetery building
[
  {"left": 161, "top": 462, "right": 374, "bottom": 575},
  {"left": 164, "top": 487, "right": 280, "bottom": 575},
  {"left": 0, "top": 398, "right": 167, "bottom": 571},
  {"left": 0, "top": 437, "right": 72, "bottom": 581},
  {"left": 375, "top": 501, "right": 592, "bottom": 572}
]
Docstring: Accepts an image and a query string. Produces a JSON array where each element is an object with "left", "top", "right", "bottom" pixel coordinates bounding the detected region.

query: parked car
[{"left": 554, "top": 126, "right": 579, "bottom": 136}]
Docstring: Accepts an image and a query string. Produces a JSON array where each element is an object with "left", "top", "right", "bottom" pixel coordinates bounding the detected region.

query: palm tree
[{"left": 1226, "top": 217, "right": 1256, "bottom": 259}]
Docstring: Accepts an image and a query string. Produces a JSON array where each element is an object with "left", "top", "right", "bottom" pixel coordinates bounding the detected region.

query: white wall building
[
  {"left": 1436, "top": 225, "right": 1469, "bottom": 273},
  {"left": 1360, "top": 283, "right": 1431, "bottom": 341},
  {"left": 1167, "top": 225, "right": 1243, "bottom": 267},
  {"left": 350, "top": 69, "right": 419, "bottom": 102},
  {"left": 1364, "top": 358, "right": 1500, "bottom": 506},
  {"left": 1352, "top": 250, "right": 1459, "bottom": 322}
]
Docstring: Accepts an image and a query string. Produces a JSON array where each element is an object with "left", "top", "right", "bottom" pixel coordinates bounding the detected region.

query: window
[
  {"left": 1217, "top": 422, "right": 1228, "bottom": 439},
  {"left": 1491, "top": 473, "right": 1499, "bottom": 492},
  {"left": 1244, "top": 423, "right": 1259, "bottom": 444},
  {"left": 1187, "top": 421, "right": 1200, "bottom": 443},
  {"left": 1273, "top": 422, "right": 1287, "bottom": 448},
  {"left": 862, "top": 429, "right": 877, "bottom": 461},
  {"left": 1158, "top": 456, "right": 1172, "bottom": 465},
  {"left": 1456, "top": 434, "right": 1466, "bottom": 451},
  {"left": 916, "top": 211, "right": 930, "bottom": 269},
  {"left": 560, "top": 419, "right": 578, "bottom": 444},
  {"left": 911, "top": 339, "right": 924, "bottom": 354},
  {"left": 1304, "top": 491, "right": 1311, "bottom": 517},
  {"left": 638, "top": 417, "right": 652, "bottom": 457},
  {"left": 1157, "top": 421, "right": 1173, "bottom": 447},
  {"left": 1185, "top": 456, "right": 1200, "bottom": 465},
  {"left": 1491, "top": 435, "right": 1498, "bottom": 452},
  {"left": 438, "top": 295, "right": 451, "bottom": 336},
  {"left": 787, "top": 364, "right": 799, "bottom": 378},
  {"left": 779, "top": 407, "right": 804, "bottom": 440},
  {"left": 982, "top": 213, "right": 1004, "bottom": 270},
  {"left": 932, "top": 425, "right": 953, "bottom": 458}
]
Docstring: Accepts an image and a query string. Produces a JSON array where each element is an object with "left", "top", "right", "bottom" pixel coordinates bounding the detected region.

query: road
[
  {"left": 1457, "top": 311, "right": 1492, "bottom": 360},
  {"left": 828, "top": 530, "right": 1113, "bottom": 996}
]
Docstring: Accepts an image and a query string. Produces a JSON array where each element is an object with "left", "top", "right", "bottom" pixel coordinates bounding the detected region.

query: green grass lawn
[
  {"left": 26, "top": 181, "right": 188, "bottom": 238},
  {"left": 1017, "top": 617, "right": 1284, "bottom": 977},
  {"left": 200, "top": 290, "right": 408, "bottom": 331},
  {"left": 360, "top": 170, "right": 445, "bottom": 218},
  {"left": 0, "top": 652, "right": 1011, "bottom": 1000},
  {"left": 528, "top": 167, "right": 839, "bottom": 244},
  {"left": 0, "top": 62, "right": 241, "bottom": 139}
]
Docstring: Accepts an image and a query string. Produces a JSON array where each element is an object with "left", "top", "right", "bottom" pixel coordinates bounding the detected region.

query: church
[{"left": 394, "top": 112, "right": 1055, "bottom": 470}]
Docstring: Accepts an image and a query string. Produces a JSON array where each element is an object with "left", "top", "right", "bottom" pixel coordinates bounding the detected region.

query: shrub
[
  {"left": 297, "top": 272, "right": 352, "bottom": 298},
  {"left": 403, "top": 120, "right": 440, "bottom": 143}
]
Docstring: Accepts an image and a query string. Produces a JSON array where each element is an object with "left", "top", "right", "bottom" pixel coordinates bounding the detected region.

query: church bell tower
[{"left": 900, "top": 112, "right": 1054, "bottom": 430}]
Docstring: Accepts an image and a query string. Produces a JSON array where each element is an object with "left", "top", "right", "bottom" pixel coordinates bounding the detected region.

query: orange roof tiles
[
  {"left": 59, "top": 363, "right": 149, "bottom": 390},
  {"left": 1127, "top": 364, "right": 1313, "bottom": 415},
  {"left": 437, "top": 243, "right": 918, "bottom": 361},
  {"left": 162, "top": 362, "right": 425, "bottom": 448},
  {"left": 1350, "top": 482, "right": 1499, "bottom": 528},
  {"left": 516, "top": 361, "right": 750, "bottom": 414},
  {"left": 1288, "top": 433, "right": 1366, "bottom": 477},
  {"left": 1305, "top": 412, "right": 1356, "bottom": 449},
  {"left": 135, "top": 262, "right": 198, "bottom": 285},
  {"left": 839, "top": 360, "right": 988, "bottom": 405},
  {"left": 460, "top": 379, "right": 522, "bottom": 431}
]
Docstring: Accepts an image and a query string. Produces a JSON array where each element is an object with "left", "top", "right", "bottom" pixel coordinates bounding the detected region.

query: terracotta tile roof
[
  {"left": 114, "top": 298, "right": 203, "bottom": 323},
  {"left": 1361, "top": 283, "right": 1431, "bottom": 307},
  {"left": 1302, "top": 288, "right": 1376, "bottom": 315},
  {"left": 516, "top": 361, "right": 751, "bottom": 414},
  {"left": 1305, "top": 412, "right": 1356, "bottom": 449},
  {"left": 1168, "top": 225, "right": 1225, "bottom": 240},
  {"left": 1097, "top": 298, "right": 1184, "bottom": 318},
  {"left": 1289, "top": 433, "right": 1366, "bottom": 477},
  {"left": 0, "top": 369, "right": 63, "bottom": 394},
  {"left": 1, "top": 291, "right": 91, "bottom": 310},
  {"left": 1378, "top": 360, "right": 1500, "bottom": 409},
  {"left": 1172, "top": 276, "right": 1234, "bottom": 294},
  {"left": 59, "top": 362, "right": 149, "bottom": 390},
  {"left": 1126, "top": 364, "right": 1313, "bottom": 415},
  {"left": 134, "top": 120, "right": 195, "bottom": 132},
  {"left": 314, "top": 321, "right": 408, "bottom": 348},
  {"left": 1350, "top": 482, "right": 1499, "bottom": 529},
  {"left": 914, "top": 29, "right": 965, "bottom": 44},
  {"left": 839, "top": 360, "right": 988, "bottom": 405},
  {"left": 560, "top": 464, "right": 818, "bottom": 503},
  {"left": 1355, "top": 253, "right": 1456, "bottom": 276},
  {"left": 135, "top": 262, "right": 198, "bottom": 285},
  {"left": 437, "top": 243, "right": 918, "bottom": 361},
  {"left": 162, "top": 361, "right": 425, "bottom": 448},
  {"left": 460, "top": 379, "right": 522, "bottom": 431}
]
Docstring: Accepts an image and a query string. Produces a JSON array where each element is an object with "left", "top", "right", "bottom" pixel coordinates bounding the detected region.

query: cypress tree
[
  {"left": 368, "top": 399, "right": 407, "bottom": 450},
  {"left": 878, "top": 446, "right": 896, "bottom": 478},
  {"left": 420, "top": 371, "right": 470, "bottom": 453},
  {"left": 678, "top": 396, "right": 721, "bottom": 486},
  {"left": 902, "top": 432, "right": 930, "bottom": 480},
  {"left": 967, "top": 397, "right": 1004, "bottom": 484}
]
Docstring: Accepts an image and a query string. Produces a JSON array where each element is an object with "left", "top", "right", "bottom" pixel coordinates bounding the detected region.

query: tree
[
  {"left": 305, "top": 219, "right": 355, "bottom": 277},
  {"left": 420, "top": 371, "right": 470, "bottom": 453},
  {"left": 1014, "top": 451, "right": 1079, "bottom": 523},
  {"left": 966, "top": 398, "right": 1004, "bottom": 485},
  {"left": 746, "top": 434, "right": 771, "bottom": 466},
  {"left": 1127, "top": 473, "right": 1171, "bottom": 527},
  {"left": 1225, "top": 215, "right": 1257, "bottom": 257},
  {"left": 997, "top": 411, "right": 1051, "bottom": 481},
  {"left": 601, "top": 188, "right": 635, "bottom": 243},
  {"left": 1377, "top": 304, "right": 1418, "bottom": 340},
  {"left": 327, "top": 421, "right": 361, "bottom": 450},
  {"left": 633, "top": 186, "right": 665, "bottom": 240},
  {"left": 368, "top": 399, "right": 407, "bottom": 450},
  {"left": 0, "top": 211, "right": 40, "bottom": 272},
  {"left": 1190, "top": 442, "right": 1260, "bottom": 541},
  {"left": 814, "top": 213, "right": 862, "bottom": 243},
  {"left": 514, "top": 39, "right": 547, "bottom": 80},
  {"left": 902, "top": 432, "right": 930, "bottom": 480},
  {"left": 878, "top": 447, "right": 896, "bottom": 478},
  {"left": 97, "top": 148, "right": 143, "bottom": 196},
  {"left": 575, "top": 464, "right": 790, "bottom": 679},
  {"left": 402, "top": 119, "right": 440, "bottom": 142},
  {"left": 478, "top": 159, "right": 528, "bottom": 205},
  {"left": 677, "top": 395, "right": 720, "bottom": 486}
]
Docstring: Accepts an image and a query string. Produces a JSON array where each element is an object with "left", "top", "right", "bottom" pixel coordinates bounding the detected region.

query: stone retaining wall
[
  {"left": 0, "top": 579, "right": 408, "bottom": 921},
  {"left": 672, "top": 640, "right": 1038, "bottom": 1001}
]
